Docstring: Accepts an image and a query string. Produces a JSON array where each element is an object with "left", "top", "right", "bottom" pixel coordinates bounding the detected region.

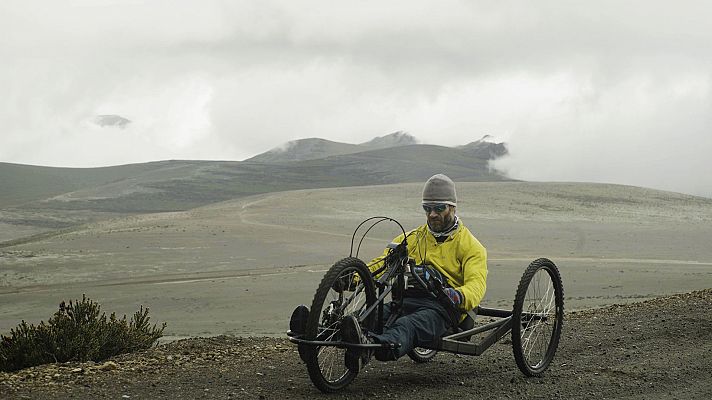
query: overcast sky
[{"left": 1, "top": 1, "right": 711, "bottom": 197}]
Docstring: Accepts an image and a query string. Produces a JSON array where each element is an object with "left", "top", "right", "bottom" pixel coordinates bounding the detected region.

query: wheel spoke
[
  {"left": 315, "top": 317, "right": 346, "bottom": 382},
  {"left": 334, "top": 271, "right": 368, "bottom": 318},
  {"left": 317, "top": 345, "right": 346, "bottom": 382},
  {"left": 519, "top": 268, "right": 557, "bottom": 367}
]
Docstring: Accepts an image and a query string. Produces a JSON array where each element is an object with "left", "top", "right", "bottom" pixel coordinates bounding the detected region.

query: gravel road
[{"left": 2, "top": 289, "right": 711, "bottom": 400}]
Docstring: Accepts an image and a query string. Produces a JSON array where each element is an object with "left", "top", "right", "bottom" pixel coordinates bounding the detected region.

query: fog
[{"left": 1, "top": 1, "right": 710, "bottom": 197}]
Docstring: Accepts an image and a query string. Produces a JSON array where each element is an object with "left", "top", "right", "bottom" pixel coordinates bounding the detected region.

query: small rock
[{"left": 97, "top": 361, "right": 119, "bottom": 371}]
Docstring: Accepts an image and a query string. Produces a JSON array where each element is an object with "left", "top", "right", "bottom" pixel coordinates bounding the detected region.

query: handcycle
[{"left": 287, "top": 217, "right": 564, "bottom": 393}]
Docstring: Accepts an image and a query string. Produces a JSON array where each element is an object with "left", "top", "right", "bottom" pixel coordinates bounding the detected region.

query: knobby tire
[{"left": 511, "top": 258, "right": 564, "bottom": 376}]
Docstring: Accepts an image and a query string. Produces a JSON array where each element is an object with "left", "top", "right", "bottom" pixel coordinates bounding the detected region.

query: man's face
[{"left": 423, "top": 203, "right": 455, "bottom": 232}]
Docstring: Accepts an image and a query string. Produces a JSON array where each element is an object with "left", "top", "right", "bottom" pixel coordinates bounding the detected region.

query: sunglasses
[{"left": 422, "top": 203, "right": 448, "bottom": 213}]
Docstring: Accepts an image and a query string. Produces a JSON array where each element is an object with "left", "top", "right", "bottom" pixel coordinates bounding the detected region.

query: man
[{"left": 341, "top": 173, "right": 488, "bottom": 371}]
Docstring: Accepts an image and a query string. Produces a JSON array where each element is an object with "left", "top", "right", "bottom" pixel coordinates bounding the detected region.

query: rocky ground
[{"left": 2, "top": 289, "right": 711, "bottom": 400}]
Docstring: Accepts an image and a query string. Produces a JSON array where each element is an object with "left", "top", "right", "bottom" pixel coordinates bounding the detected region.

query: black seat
[{"left": 452, "top": 307, "right": 479, "bottom": 341}]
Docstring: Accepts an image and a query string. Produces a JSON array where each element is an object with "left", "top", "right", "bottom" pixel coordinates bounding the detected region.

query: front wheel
[
  {"left": 303, "top": 257, "right": 376, "bottom": 393},
  {"left": 407, "top": 347, "right": 438, "bottom": 363},
  {"left": 511, "top": 258, "right": 564, "bottom": 376}
]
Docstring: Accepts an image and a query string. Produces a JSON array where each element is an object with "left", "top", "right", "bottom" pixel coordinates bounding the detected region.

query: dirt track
[{"left": 2, "top": 289, "right": 711, "bottom": 400}]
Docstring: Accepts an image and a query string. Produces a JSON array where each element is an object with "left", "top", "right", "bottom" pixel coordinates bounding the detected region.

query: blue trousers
[{"left": 372, "top": 296, "right": 451, "bottom": 360}]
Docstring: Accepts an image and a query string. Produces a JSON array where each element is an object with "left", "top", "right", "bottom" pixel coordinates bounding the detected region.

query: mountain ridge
[
  {"left": 244, "top": 132, "right": 508, "bottom": 164},
  {"left": 245, "top": 131, "right": 420, "bottom": 163}
]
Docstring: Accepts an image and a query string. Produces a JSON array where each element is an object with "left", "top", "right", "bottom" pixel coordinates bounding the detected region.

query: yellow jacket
[{"left": 369, "top": 222, "right": 487, "bottom": 312}]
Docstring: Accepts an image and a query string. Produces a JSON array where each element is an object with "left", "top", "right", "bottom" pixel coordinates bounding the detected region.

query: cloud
[
  {"left": 1, "top": 1, "right": 711, "bottom": 197},
  {"left": 491, "top": 71, "right": 712, "bottom": 197}
]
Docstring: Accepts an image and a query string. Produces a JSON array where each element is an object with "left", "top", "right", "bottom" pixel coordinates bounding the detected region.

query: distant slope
[
  {"left": 245, "top": 131, "right": 418, "bottom": 163},
  {"left": 0, "top": 162, "right": 167, "bottom": 208}
]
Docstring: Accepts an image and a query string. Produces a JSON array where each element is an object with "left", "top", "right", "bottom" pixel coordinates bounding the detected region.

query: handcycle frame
[{"left": 288, "top": 240, "right": 538, "bottom": 357}]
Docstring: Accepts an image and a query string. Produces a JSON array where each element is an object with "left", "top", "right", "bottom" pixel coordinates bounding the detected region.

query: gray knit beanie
[{"left": 422, "top": 174, "right": 457, "bottom": 206}]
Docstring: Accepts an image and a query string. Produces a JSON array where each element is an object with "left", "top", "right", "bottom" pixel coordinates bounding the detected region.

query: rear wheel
[
  {"left": 511, "top": 258, "right": 564, "bottom": 376},
  {"left": 407, "top": 347, "right": 438, "bottom": 363},
  {"left": 304, "top": 257, "right": 376, "bottom": 393}
]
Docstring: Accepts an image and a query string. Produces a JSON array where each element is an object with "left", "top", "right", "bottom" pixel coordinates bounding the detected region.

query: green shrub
[{"left": 0, "top": 295, "right": 166, "bottom": 372}]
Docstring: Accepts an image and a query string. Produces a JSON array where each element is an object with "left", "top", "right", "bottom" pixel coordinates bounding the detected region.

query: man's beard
[{"left": 428, "top": 214, "right": 458, "bottom": 237}]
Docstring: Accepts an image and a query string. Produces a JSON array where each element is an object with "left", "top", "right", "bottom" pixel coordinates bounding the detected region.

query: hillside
[
  {"left": 2, "top": 134, "right": 507, "bottom": 213},
  {"left": 2, "top": 289, "right": 710, "bottom": 399},
  {"left": 2, "top": 181, "right": 711, "bottom": 337},
  {"left": 27, "top": 144, "right": 507, "bottom": 213},
  {"left": 1, "top": 139, "right": 509, "bottom": 241}
]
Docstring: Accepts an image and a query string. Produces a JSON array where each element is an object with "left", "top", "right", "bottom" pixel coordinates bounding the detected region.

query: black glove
[{"left": 444, "top": 288, "right": 463, "bottom": 306}]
